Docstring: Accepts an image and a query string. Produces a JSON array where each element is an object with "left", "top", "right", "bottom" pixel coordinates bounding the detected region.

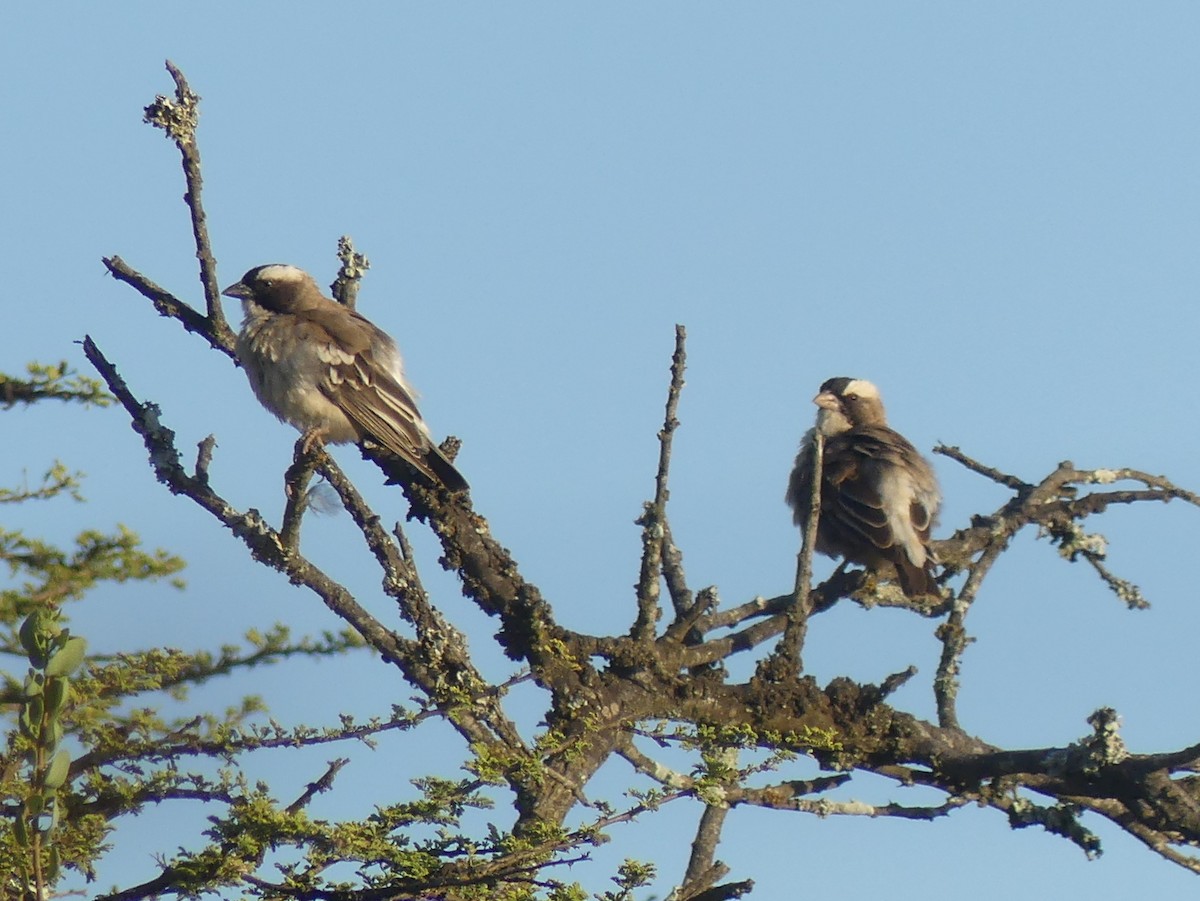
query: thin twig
[
  {"left": 393, "top": 519, "right": 428, "bottom": 600},
  {"left": 142, "top": 61, "right": 234, "bottom": 345},
  {"left": 732, "top": 787, "right": 969, "bottom": 820},
  {"left": 284, "top": 758, "right": 349, "bottom": 814},
  {"left": 280, "top": 439, "right": 323, "bottom": 551},
  {"left": 331, "top": 235, "right": 370, "bottom": 310},
  {"left": 934, "top": 444, "right": 1029, "bottom": 490},
  {"left": 633, "top": 325, "right": 688, "bottom": 639},
  {"left": 684, "top": 880, "right": 755, "bottom": 901},
  {"left": 103, "top": 255, "right": 232, "bottom": 356},
  {"left": 880, "top": 665, "right": 918, "bottom": 698},
  {"left": 679, "top": 805, "right": 730, "bottom": 900},
  {"left": 660, "top": 519, "right": 695, "bottom": 615},
  {"left": 663, "top": 585, "right": 718, "bottom": 644},
  {"left": 195, "top": 435, "right": 216, "bottom": 484},
  {"left": 775, "top": 431, "right": 823, "bottom": 671}
]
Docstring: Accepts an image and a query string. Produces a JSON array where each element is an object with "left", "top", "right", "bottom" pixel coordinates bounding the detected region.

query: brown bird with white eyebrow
[
  {"left": 222, "top": 264, "right": 468, "bottom": 492},
  {"left": 785, "top": 377, "right": 939, "bottom": 597}
]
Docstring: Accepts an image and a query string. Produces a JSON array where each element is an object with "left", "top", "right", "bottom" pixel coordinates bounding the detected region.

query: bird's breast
[{"left": 235, "top": 311, "right": 359, "bottom": 443}]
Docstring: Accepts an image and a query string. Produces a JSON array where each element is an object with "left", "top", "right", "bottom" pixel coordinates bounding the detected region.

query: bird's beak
[
  {"left": 222, "top": 281, "right": 252, "bottom": 300},
  {"left": 813, "top": 391, "right": 840, "bottom": 411}
]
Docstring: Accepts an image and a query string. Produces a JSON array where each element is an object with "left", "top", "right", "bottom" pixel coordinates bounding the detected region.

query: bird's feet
[
  {"left": 300, "top": 427, "right": 328, "bottom": 456},
  {"left": 285, "top": 430, "right": 328, "bottom": 500}
]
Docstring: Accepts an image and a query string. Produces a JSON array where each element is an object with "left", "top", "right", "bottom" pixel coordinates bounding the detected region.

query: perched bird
[
  {"left": 222, "top": 264, "right": 468, "bottom": 492},
  {"left": 785, "top": 377, "right": 939, "bottom": 597}
]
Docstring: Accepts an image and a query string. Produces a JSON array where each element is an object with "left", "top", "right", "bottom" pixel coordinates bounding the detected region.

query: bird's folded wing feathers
[
  {"left": 823, "top": 454, "right": 896, "bottom": 551},
  {"left": 293, "top": 308, "right": 435, "bottom": 463},
  {"left": 325, "top": 357, "right": 431, "bottom": 459},
  {"left": 824, "top": 429, "right": 936, "bottom": 555}
]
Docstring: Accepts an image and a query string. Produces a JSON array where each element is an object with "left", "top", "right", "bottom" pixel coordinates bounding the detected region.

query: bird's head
[
  {"left": 813, "top": 377, "right": 887, "bottom": 434},
  {"left": 222, "top": 264, "right": 323, "bottom": 313}
]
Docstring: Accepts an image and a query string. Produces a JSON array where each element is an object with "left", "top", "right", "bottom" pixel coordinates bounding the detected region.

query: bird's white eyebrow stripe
[
  {"left": 844, "top": 379, "right": 879, "bottom": 399},
  {"left": 254, "top": 264, "right": 306, "bottom": 282}
]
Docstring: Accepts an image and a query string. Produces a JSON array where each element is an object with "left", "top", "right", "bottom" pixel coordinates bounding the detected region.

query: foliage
[{"left": 0, "top": 375, "right": 376, "bottom": 898}]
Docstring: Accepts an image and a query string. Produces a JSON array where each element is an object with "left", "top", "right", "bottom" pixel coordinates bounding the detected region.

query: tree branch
[
  {"left": 142, "top": 60, "right": 233, "bottom": 345},
  {"left": 633, "top": 325, "right": 688, "bottom": 639}
]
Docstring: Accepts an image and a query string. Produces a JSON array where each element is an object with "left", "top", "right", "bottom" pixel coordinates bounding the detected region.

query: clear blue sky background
[{"left": 5, "top": 3, "right": 1200, "bottom": 898}]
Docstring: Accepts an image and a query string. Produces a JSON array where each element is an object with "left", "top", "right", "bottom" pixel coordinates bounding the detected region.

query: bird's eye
[
  {"left": 261, "top": 280, "right": 274, "bottom": 289},
  {"left": 844, "top": 393, "right": 857, "bottom": 401}
]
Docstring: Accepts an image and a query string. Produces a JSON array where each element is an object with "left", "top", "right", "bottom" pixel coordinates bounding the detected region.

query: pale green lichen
[
  {"left": 1042, "top": 521, "right": 1107, "bottom": 561},
  {"left": 143, "top": 89, "right": 199, "bottom": 144}
]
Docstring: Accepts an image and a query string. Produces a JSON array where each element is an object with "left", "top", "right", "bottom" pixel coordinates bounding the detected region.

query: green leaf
[
  {"left": 45, "top": 636, "right": 87, "bottom": 677},
  {"left": 19, "top": 613, "right": 46, "bottom": 663},
  {"left": 44, "top": 675, "right": 68, "bottom": 716},
  {"left": 47, "top": 845, "right": 60, "bottom": 880},
  {"left": 20, "top": 697, "right": 44, "bottom": 738},
  {"left": 13, "top": 812, "right": 28, "bottom": 848},
  {"left": 44, "top": 749, "right": 70, "bottom": 789}
]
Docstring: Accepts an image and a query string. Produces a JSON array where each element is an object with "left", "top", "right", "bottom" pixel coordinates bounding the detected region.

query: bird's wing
[
  {"left": 821, "top": 438, "right": 893, "bottom": 550},
  {"left": 295, "top": 308, "right": 436, "bottom": 468},
  {"left": 823, "top": 428, "right": 937, "bottom": 558},
  {"left": 785, "top": 431, "right": 817, "bottom": 522},
  {"left": 330, "top": 340, "right": 469, "bottom": 491}
]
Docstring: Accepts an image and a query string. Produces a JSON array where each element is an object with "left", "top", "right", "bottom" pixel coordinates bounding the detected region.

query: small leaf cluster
[{"left": 8, "top": 606, "right": 88, "bottom": 891}]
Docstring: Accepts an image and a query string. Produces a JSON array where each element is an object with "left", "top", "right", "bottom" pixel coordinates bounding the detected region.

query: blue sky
[{"left": 5, "top": 3, "right": 1200, "bottom": 897}]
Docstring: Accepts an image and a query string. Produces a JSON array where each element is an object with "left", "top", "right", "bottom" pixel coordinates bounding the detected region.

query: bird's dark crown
[
  {"left": 817, "top": 376, "right": 886, "bottom": 427},
  {"left": 819, "top": 376, "right": 880, "bottom": 400},
  {"left": 223, "top": 264, "right": 321, "bottom": 312},
  {"left": 820, "top": 376, "right": 857, "bottom": 397}
]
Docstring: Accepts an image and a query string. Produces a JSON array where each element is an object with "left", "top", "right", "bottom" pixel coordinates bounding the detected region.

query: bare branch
[
  {"left": 634, "top": 325, "right": 688, "bottom": 639},
  {"left": 142, "top": 60, "right": 233, "bottom": 343},
  {"left": 679, "top": 805, "right": 730, "bottom": 900},
  {"left": 616, "top": 735, "right": 696, "bottom": 790},
  {"left": 776, "top": 430, "right": 823, "bottom": 672},
  {"left": 935, "top": 443, "right": 1029, "bottom": 490},
  {"left": 662, "top": 585, "right": 719, "bottom": 645},
  {"left": 660, "top": 519, "right": 695, "bottom": 615},
  {"left": 681, "top": 879, "right": 756, "bottom": 901},
  {"left": 331, "top": 235, "right": 370, "bottom": 310},
  {"left": 285, "top": 758, "right": 348, "bottom": 815},
  {"left": 730, "top": 781, "right": 966, "bottom": 820},
  {"left": 103, "top": 255, "right": 232, "bottom": 356},
  {"left": 194, "top": 434, "right": 216, "bottom": 484},
  {"left": 280, "top": 439, "right": 322, "bottom": 551},
  {"left": 314, "top": 450, "right": 527, "bottom": 753}
]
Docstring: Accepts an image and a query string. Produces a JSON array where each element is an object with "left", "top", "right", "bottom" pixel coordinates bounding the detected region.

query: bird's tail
[
  {"left": 896, "top": 559, "right": 937, "bottom": 598},
  {"left": 424, "top": 447, "right": 469, "bottom": 493}
]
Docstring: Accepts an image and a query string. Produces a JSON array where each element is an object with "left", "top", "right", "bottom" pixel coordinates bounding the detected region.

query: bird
[
  {"left": 221, "top": 263, "right": 468, "bottom": 492},
  {"left": 785, "top": 377, "right": 940, "bottom": 597}
]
